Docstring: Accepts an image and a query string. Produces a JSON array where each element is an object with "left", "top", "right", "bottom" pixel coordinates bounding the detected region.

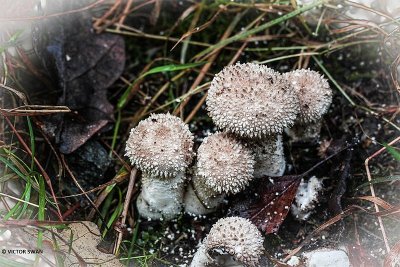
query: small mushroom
[
  {"left": 125, "top": 113, "right": 194, "bottom": 220},
  {"left": 190, "top": 217, "right": 264, "bottom": 267},
  {"left": 207, "top": 63, "right": 299, "bottom": 138},
  {"left": 283, "top": 69, "right": 332, "bottom": 141},
  {"left": 207, "top": 63, "right": 299, "bottom": 177},
  {"left": 184, "top": 132, "right": 254, "bottom": 215}
]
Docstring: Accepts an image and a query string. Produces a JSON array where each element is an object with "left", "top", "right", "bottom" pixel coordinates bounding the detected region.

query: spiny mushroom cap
[
  {"left": 125, "top": 113, "right": 194, "bottom": 178},
  {"left": 205, "top": 217, "right": 264, "bottom": 267},
  {"left": 206, "top": 63, "right": 299, "bottom": 138},
  {"left": 196, "top": 132, "right": 254, "bottom": 195},
  {"left": 284, "top": 69, "right": 332, "bottom": 124}
]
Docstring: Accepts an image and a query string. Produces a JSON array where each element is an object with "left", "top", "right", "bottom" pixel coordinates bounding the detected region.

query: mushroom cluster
[
  {"left": 124, "top": 62, "right": 333, "bottom": 266},
  {"left": 207, "top": 63, "right": 294, "bottom": 180},
  {"left": 125, "top": 63, "right": 332, "bottom": 221},
  {"left": 204, "top": 63, "right": 332, "bottom": 181}
]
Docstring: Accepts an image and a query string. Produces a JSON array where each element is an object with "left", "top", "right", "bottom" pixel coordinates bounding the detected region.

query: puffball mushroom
[
  {"left": 207, "top": 63, "right": 299, "bottom": 138},
  {"left": 284, "top": 69, "right": 332, "bottom": 141},
  {"left": 184, "top": 132, "right": 255, "bottom": 215},
  {"left": 125, "top": 113, "right": 194, "bottom": 220},
  {"left": 207, "top": 63, "right": 300, "bottom": 177},
  {"left": 190, "top": 217, "right": 264, "bottom": 267}
]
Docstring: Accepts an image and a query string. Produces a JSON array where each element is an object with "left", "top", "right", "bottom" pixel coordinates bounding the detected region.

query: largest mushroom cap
[
  {"left": 196, "top": 132, "right": 254, "bottom": 195},
  {"left": 206, "top": 63, "right": 299, "bottom": 138},
  {"left": 284, "top": 69, "right": 332, "bottom": 124},
  {"left": 205, "top": 217, "right": 264, "bottom": 267},
  {"left": 125, "top": 113, "right": 194, "bottom": 177}
]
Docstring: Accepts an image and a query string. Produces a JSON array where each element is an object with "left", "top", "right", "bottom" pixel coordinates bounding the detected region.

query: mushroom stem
[
  {"left": 285, "top": 121, "right": 322, "bottom": 142},
  {"left": 190, "top": 243, "right": 209, "bottom": 267},
  {"left": 248, "top": 135, "right": 285, "bottom": 178},
  {"left": 184, "top": 175, "right": 225, "bottom": 215},
  {"left": 136, "top": 172, "right": 185, "bottom": 220}
]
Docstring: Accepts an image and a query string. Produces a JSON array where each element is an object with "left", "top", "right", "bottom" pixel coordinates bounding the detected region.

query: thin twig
[
  {"left": 364, "top": 136, "right": 400, "bottom": 253},
  {"left": 0, "top": 0, "right": 106, "bottom": 21},
  {"left": 1, "top": 105, "right": 70, "bottom": 116},
  {"left": 114, "top": 168, "right": 137, "bottom": 255},
  {"left": 175, "top": 10, "right": 246, "bottom": 118},
  {"left": 0, "top": 192, "right": 40, "bottom": 208},
  {"left": 117, "top": 0, "right": 134, "bottom": 31},
  {"left": 0, "top": 84, "right": 28, "bottom": 104},
  {"left": 93, "top": 0, "right": 122, "bottom": 30},
  {"left": 61, "top": 154, "right": 105, "bottom": 224}
]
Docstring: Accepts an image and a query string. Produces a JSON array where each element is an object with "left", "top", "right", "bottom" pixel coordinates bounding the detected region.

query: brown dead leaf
[
  {"left": 249, "top": 176, "right": 301, "bottom": 234},
  {"left": 33, "top": 0, "right": 125, "bottom": 154},
  {"left": 227, "top": 175, "right": 302, "bottom": 234},
  {"left": 58, "top": 222, "right": 123, "bottom": 266},
  {"left": 0, "top": 222, "right": 122, "bottom": 266}
]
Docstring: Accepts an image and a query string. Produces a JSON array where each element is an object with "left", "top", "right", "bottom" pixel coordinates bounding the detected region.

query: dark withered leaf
[
  {"left": 59, "top": 119, "right": 108, "bottom": 154},
  {"left": 348, "top": 243, "right": 379, "bottom": 267},
  {"left": 228, "top": 175, "right": 301, "bottom": 234},
  {"left": 33, "top": 1, "right": 125, "bottom": 154},
  {"left": 249, "top": 176, "right": 301, "bottom": 234},
  {"left": 65, "top": 139, "right": 111, "bottom": 188},
  {"left": 328, "top": 147, "right": 353, "bottom": 215}
]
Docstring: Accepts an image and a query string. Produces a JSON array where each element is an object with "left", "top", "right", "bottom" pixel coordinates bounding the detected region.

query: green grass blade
[
  {"left": 1, "top": 148, "right": 30, "bottom": 174},
  {"left": 383, "top": 143, "right": 400, "bottom": 161},
  {"left": 143, "top": 62, "right": 205, "bottom": 75},
  {"left": 26, "top": 117, "right": 35, "bottom": 170},
  {"left": 37, "top": 175, "right": 46, "bottom": 248},
  {"left": 117, "top": 62, "right": 206, "bottom": 109},
  {"left": 356, "top": 175, "right": 400, "bottom": 190},
  {"left": 0, "top": 156, "right": 27, "bottom": 181},
  {"left": 103, "top": 188, "right": 123, "bottom": 238},
  {"left": 312, "top": 55, "right": 356, "bottom": 106},
  {"left": 98, "top": 186, "right": 116, "bottom": 229},
  {"left": 193, "top": 0, "right": 327, "bottom": 59},
  {"left": 16, "top": 176, "right": 32, "bottom": 219},
  {"left": 0, "top": 30, "right": 24, "bottom": 54},
  {"left": 3, "top": 198, "right": 21, "bottom": 220},
  {"left": 110, "top": 110, "right": 121, "bottom": 155}
]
